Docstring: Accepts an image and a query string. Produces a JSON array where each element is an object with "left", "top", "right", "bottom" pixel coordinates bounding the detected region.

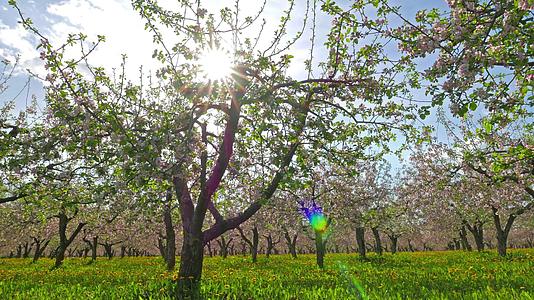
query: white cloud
[
  {"left": 0, "top": 0, "right": 327, "bottom": 82},
  {"left": 0, "top": 19, "right": 43, "bottom": 75},
  {"left": 45, "top": 0, "right": 157, "bottom": 77}
]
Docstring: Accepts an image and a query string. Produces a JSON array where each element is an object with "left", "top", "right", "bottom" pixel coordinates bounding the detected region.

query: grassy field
[{"left": 0, "top": 249, "right": 533, "bottom": 299}]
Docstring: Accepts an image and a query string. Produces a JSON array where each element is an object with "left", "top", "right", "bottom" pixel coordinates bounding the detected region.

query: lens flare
[
  {"left": 299, "top": 199, "right": 328, "bottom": 233},
  {"left": 337, "top": 261, "right": 368, "bottom": 300}
]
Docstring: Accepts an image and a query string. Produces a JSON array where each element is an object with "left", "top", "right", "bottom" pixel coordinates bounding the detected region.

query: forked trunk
[
  {"left": 54, "top": 211, "right": 85, "bottom": 268},
  {"left": 265, "top": 234, "right": 279, "bottom": 258},
  {"left": 32, "top": 238, "right": 50, "bottom": 263},
  {"left": 22, "top": 241, "right": 32, "bottom": 258},
  {"left": 491, "top": 206, "right": 516, "bottom": 257},
  {"left": 283, "top": 229, "right": 298, "bottom": 259},
  {"left": 465, "top": 221, "right": 485, "bottom": 251},
  {"left": 216, "top": 236, "right": 232, "bottom": 259},
  {"left": 371, "top": 227, "right": 382, "bottom": 255},
  {"left": 459, "top": 226, "right": 472, "bottom": 251},
  {"left": 237, "top": 226, "right": 259, "bottom": 263}
]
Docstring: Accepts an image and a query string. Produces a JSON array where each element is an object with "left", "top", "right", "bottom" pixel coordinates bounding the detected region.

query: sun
[{"left": 197, "top": 48, "right": 234, "bottom": 82}]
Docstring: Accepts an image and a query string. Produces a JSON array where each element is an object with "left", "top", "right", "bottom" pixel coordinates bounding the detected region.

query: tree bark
[
  {"left": 264, "top": 234, "right": 280, "bottom": 258},
  {"left": 251, "top": 227, "right": 258, "bottom": 262},
  {"left": 99, "top": 242, "right": 119, "bottom": 259},
  {"left": 283, "top": 229, "right": 298, "bottom": 259},
  {"left": 388, "top": 234, "right": 398, "bottom": 254},
  {"left": 16, "top": 244, "right": 22, "bottom": 258},
  {"left": 158, "top": 234, "right": 167, "bottom": 261},
  {"left": 171, "top": 88, "right": 310, "bottom": 299},
  {"left": 54, "top": 211, "right": 86, "bottom": 268},
  {"left": 83, "top": 236, "right": 98, "bottom": 262},
  {"left": 407, "top": 239, "right": 415, "bottom": 252},
  {"left": 206, "top": 241, "right": 213, "bottom": 257},
  {"left": 32, "top": 237, "right": 50, "bottom": 263},
  {"left": 459, "top": 225, "right": 472, "bottom": 251},
  {"left": 237, "top": 226, "right": 259, "bottom": 263},
  {"left": 371, "top": 227, "right": 382, "bottom": 255},
  {"left": 355, "top": 227, "right": 366, "bottom": 258},
  {"left": 491, "top": 206, "right": 515, "bottom": 257},
  {"left": 22, "top": 241, "right": 32, "bottom": 258},
  {"left": 163, "top": 189, "right": 176, "bottom": 271},
  {"left": 176, "top": 228, "right": 204, "bottom": 300},
  {"left": 216, "top": 236, "right": 232, "bottom": 259},
  {"left": 464, "top": 221, "right": 485, "bottom": 251},
  {"left": 314, "top": 230, "right": 327, "bottom": 269}
]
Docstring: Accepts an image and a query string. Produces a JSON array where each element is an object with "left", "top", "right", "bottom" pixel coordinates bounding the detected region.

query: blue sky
[{"left": 0, "top": 0, "right": 451, "bottom": 170}]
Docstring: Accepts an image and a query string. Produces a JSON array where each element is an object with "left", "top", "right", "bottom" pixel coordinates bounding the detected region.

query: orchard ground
[{"left": 0, "top": 249, "right": 532, "bottom": 299}]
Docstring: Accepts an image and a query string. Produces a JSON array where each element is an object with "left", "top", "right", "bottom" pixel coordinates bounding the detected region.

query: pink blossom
[{"left": 518, "top": 0, "right": 534, "bottom": 10}]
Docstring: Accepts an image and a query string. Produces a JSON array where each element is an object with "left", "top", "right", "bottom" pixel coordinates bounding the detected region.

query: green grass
[{"left": 0, "top": 249, "right": 533, "bottom": 299}]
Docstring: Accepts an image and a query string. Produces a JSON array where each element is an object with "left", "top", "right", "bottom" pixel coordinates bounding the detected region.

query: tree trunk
[
  {"left": 163, "top": 191, "right": 176, "bottom": 271},
  {"left": 170, "top": 92, "right": 306, "bottom": 299},
  {"left": 32, "top": 238, "right": 50, "bottom": 263},
  {"left": 465, "top": 221, "right": 485, "bottom": 251},
  {"left": 16, "top": 244, "right": 22, "bottom": 258},
  {"left": 237, "top": 226, "right": 259, "bottom": 263},
  {"left": 67, "top": 247, "right": 76, "bottom": 257},
  {"left": 48, "top": 247, "right": 57, "bottom": 259},
  {"left": 120, "top": 245, "right": 126, "bottom": 258},
  {"left": 206, "top": 241, "right": 213, "bottom": 257},
  {"left": 55, "top": 243, "right": 66, "bottom": 267},
  {"left": 251, "top": 226, "right": 258, "bottom": 262},
  {"left": 157, "top": 234, "right": 167, "bottom": 261},
  {"left": 23, "top": 241, "right": 32, "bottom": 258},
  {"left": 388, "top": 234, "right": 398, "bottom": 254},
  {"left": 54, "top": 211, "right": 86, "bottom": 268},
  {"left": 314, "top": 230, "right": 326, "bottom": 269},
  {"left": 84, "top": 236, "right": 98, "bottom": 262},
  {"left": 407, "top": 239, "right": 415, "bottom": 252},
  {"left": 371, "top": 227, "right": 382, "bottom": 255},
  {"left": 453, "top": 238, "right": 461, "bottom": 250},
  {"left": 216, "top": 236, "right": 232, "bottom": 259},
  {"left": 265, "top": 234, "right": 279, "bottom": 258},
  {"left": 491, "top": 206, "right": 516, "bottom": 257},
  {"left": 283, "top": 229, "right": 298, "bottom": 259},
  {"left": 91, "top": 237, "right": 98, "bottom": 260},
  {"left": 176, "top": 229, "right": 204, "bottom": 300},
  {"left": 459, "top": 225, "right": 472, "bottom": 251},
  {"left": 355, "top": 227, "right": 366, "bottom": 258},
  {"left": 102, "top": 243, "right": 113, "bottom": 259}
]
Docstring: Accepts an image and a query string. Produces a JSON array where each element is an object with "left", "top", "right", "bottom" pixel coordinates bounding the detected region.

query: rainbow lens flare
[
  {"left": 299, "top": 200, "right": 328, "bottom": 233},
  {"left": 337, "top": 261, "right": 368, "bottom": 300}
]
